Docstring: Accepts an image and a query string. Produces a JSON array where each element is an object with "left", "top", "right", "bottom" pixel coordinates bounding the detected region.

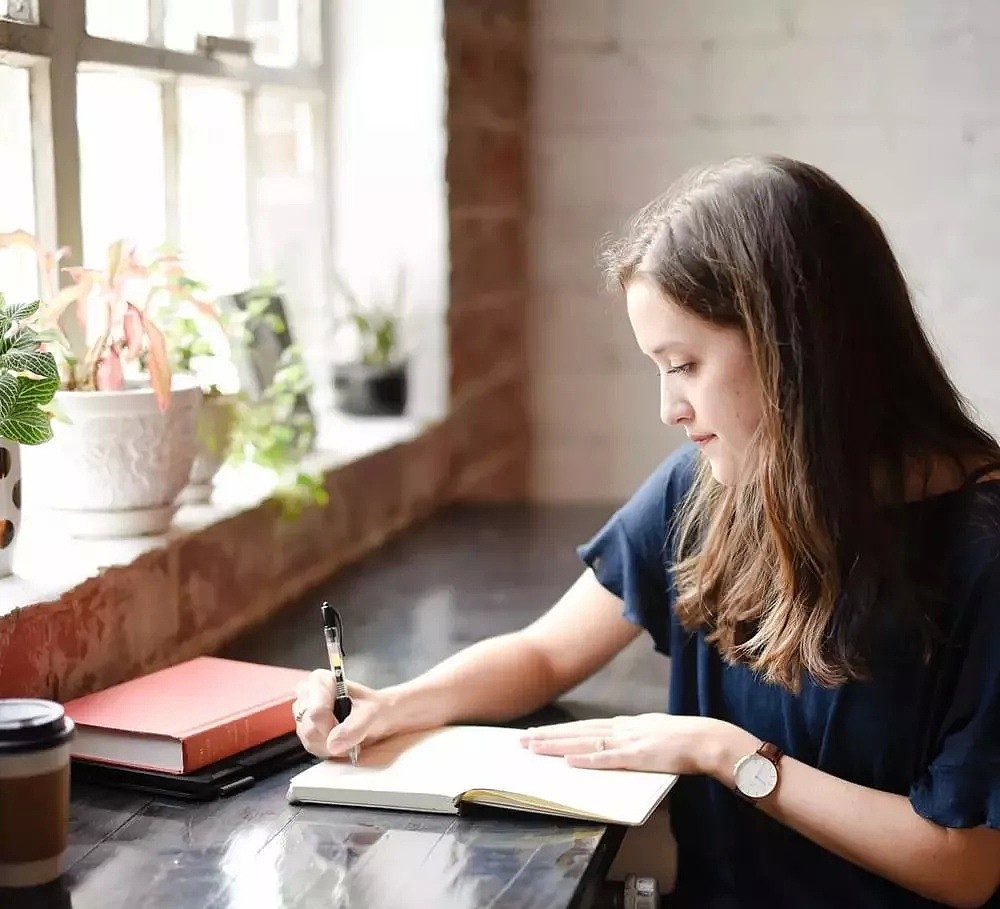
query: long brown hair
[{"left": 603, "top": 156, "right": 999, "bottom": 691}]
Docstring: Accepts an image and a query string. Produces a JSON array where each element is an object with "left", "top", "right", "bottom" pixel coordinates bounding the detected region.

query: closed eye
[{"left": 666, "top": 363, "right": 693, "bottom": 376}]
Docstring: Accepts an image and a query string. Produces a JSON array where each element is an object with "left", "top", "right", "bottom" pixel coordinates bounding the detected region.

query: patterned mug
[
  {"left": 0, "top": 699, "right": 75, "bottom": 887},
  {"left": 0, "top": 440, "right": 19, "bottom": 578}
]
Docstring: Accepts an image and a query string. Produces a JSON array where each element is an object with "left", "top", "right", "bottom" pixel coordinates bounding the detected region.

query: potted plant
[
  {"left": 331, "top": 268, "right": 408, "bottom": 417},
  {"left": 157, "top": 278, "right": 240, "bottom": 505},
  {"left": 0, "top": 294, "right": 59, "bottom": 578},
  {"left": 0, "top": 231, "right": 202, "bottom": 538}
]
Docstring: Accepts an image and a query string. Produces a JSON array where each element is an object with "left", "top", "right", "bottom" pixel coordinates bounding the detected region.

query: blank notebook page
[{"left": 289, "top": 726, "right": 674, "bottom": 822}]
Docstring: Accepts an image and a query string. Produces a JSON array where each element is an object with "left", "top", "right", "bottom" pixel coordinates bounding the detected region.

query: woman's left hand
[{"left": 519, "top": 713, "right": 729, "bottom": 776}]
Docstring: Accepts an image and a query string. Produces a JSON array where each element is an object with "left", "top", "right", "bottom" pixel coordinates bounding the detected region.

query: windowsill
[{"left": 1, "top": 411, "right": 425, "bottom": 618}]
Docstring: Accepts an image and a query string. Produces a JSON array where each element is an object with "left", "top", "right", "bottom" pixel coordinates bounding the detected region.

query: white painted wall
[
  {"left": 529, "top": 0, "right": 1000, "bottom": 502},
  {"left": 326, "top": 0, "right": 449, "bottom": 423}
]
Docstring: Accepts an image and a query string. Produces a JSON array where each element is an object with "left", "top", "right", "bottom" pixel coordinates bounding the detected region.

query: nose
[{"left": 660, "top": 382, "right": 693, "bottom": 427}]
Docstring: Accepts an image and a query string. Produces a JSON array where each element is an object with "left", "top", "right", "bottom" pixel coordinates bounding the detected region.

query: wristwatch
[{"left": 733, "top": 741, "right": 783, "bottom": 802}]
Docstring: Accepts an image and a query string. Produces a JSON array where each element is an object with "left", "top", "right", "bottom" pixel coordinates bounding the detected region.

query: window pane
[
  {"left": 85, "top": 0, "right": 148, "bottom": 43},
  {"left": 245, "top": 0, "right": 298, "bottom": 67},
  {"left": 0, "top": 1, "right": 39, "bottom": 26},
  {"left": 297, "top": 0, "right": 321, "bottom": 67},
  {"left": 77, "top": 72, "right": 166, "bottom": 269},
  {"left": 254, "top": 93, "right": 325, "bottom": 387},
  {"left": 258, "top": 92, "right": 313, "bottom": 176},
  {"left": 179, "top": 84, "right": 249, "bottom": 294},
  {"left": 164, "top": 0, "right": 234, "bottom": 52},
  {"left": 0, "top": 64, "right": 38, "bottom": 306}
]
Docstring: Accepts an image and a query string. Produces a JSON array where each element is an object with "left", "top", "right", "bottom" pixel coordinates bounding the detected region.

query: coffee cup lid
[{"left": 0, "top": 699, "right": 74, "bottom": 753}]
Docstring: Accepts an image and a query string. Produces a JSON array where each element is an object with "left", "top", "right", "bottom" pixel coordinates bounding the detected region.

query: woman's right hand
[{"left": 293, "top": 670, "right": 393, "bottom": 759}]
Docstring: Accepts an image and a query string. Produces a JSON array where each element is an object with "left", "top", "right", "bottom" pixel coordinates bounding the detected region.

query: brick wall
[
  {"left": 445, "top": 0, "right": 532, "bottom": 500},
  {"left": 530, "top": 0, "right": 1000, "bottom": 502},
  {"left": 0, "top": 429, "right": 457, "bottom": 700}
]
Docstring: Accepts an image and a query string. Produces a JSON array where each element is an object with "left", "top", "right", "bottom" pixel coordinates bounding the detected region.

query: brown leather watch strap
[{"left": 758, "top": 741, "right": 783, "bottom": 764}]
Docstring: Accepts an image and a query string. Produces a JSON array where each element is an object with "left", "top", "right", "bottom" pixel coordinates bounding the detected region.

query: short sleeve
[
  {"left": 909, "top": 557, "right": 1000, "bottom": 830},
  {"left": 576, "top": 443, "right": 699, "bottom": 656}
]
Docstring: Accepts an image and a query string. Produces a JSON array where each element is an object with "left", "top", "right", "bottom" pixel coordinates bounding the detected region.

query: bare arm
[
  {"left": 377, "top": 568, "right": 640, "bottom": 735},
  {"left": 296, "top": 569, "right": 640, "bottom": 756},
  {"left": 524, "top": 712, "right": 1000, "bottom": 908},
  {"left": 707, "top": 725, "right": 1000, "bottom": 908}
]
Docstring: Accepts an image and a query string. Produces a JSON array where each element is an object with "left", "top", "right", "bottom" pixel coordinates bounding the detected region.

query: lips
[{"left": 688, "top": 434, "right": 716, "bottom": 445}]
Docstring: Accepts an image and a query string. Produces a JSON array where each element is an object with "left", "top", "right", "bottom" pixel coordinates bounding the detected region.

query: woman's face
[{"left": 626, "top": 278, "right": 763, "bottom": 485}]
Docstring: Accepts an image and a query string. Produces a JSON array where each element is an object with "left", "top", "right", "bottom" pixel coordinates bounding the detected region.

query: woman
[{"left": 294, "top": 156, "right": 1000, "bottom": 908}]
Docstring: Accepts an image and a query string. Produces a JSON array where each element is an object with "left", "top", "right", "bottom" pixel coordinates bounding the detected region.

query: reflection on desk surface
[{"left": 60, "top": 505, "right": 660, "bottom": 908}]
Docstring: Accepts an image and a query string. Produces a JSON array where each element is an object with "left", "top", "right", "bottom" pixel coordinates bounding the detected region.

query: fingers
[
  {"left": 294, "top": 670, "right": 336, "bottom": 758},
  {"left": 524, "top": 730, "right": 618, "bottom": 755},
  {"left": 520, "top": 715, "right": 671, "bottom": 772},
  {"left": 520, "top": 719, "right": 627, "bottom": 766},
  {"left": 295, "top": 673, "right": 383, "bottom": 760},
  {"left": 519, "top": 720, "right": 614, "bottom": 747},
  {"left": 524, "top": 730, "right": 627, "bottom": 767},
  {"left": 564, "top": 748, "right": 625, "bottom": 769},
  {"left": 325, "top": 702, "right": 372, "bottom": 756}
]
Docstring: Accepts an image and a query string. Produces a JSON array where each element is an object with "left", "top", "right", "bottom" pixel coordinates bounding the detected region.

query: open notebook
[{"left": 286, "top": 725, "right": 677, "bottom": 826}]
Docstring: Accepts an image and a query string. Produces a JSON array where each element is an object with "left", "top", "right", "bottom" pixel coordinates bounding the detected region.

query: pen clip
[{"left": 321, "top": 601, "right": 346, "bottom": 656}]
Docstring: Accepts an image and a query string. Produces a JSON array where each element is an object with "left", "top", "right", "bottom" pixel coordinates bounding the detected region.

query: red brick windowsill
[{"left": 0, "top": 416, "right": 456, "bottom": 701}]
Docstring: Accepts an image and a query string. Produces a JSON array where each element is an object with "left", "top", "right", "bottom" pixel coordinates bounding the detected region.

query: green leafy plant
[
  {"left": 157, "top": 272, "right": 325, "bottom": 514},
  {"left": 227, "top": 342, "right": 328, "bottom": 517},
  {"left": 0, "top": 295, "right": 59, "bottom": 444},
  {"left": 332, "top": 268, "right": 405, "bottom": 367},
  {"left": 155, "top": 261, "right": 265, "bottom": 402},
  {"left": 164, "top": 313, "right": 217, "bottom": 376},
  {"left": 234, "top": 278, "right": 288, "bottom": 339}
]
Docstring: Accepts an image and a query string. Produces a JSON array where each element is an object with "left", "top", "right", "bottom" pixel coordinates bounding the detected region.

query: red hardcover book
[{"left": 63, "top": 657, "right": 308, "bottom": 773}]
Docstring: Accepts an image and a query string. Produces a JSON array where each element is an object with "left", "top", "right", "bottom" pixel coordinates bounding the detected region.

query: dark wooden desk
[{"left": 47, "top": 505, "right": 669, "bottom": 909}]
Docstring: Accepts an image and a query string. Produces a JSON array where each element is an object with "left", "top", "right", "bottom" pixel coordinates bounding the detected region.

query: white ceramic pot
[
  {"left": 21, "top": 376, "right": 202, "bottom": 538},
  {"left": 0, "top": 439, "right": 20, "bottom": 578},
  {"left": 180, "top": 392, "right": 238, "bottom": 504}
]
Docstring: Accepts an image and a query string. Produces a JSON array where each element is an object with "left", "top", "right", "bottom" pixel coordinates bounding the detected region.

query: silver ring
[
  {"left": 294, "top": 706, "right": 307, "bottom": 723},
  {"left": 596, "top": 737, "right": 606, "bottom": 752}
]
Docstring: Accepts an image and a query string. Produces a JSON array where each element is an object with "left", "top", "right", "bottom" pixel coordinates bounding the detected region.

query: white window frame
[{"left": 0, "top": 0, "right": 333, "bottom": 350}]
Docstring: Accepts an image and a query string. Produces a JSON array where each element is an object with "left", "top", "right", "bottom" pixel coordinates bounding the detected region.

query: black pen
[{"left": 321, "top": 602, "right": 359, "bottom": 766}]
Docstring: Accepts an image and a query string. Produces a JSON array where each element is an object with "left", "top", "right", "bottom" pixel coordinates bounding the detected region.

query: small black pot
[{"left": 333, "top": 361, "right": 408, "bottom": 417}]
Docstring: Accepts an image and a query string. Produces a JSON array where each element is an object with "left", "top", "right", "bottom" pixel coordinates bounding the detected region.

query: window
[
  {"left": 163, "top": 0, "right": 235, "bottom": 53},
  {"left": 77, "top": 71, "right": 166, "bottom": 268},
  {"left": 84, "top": 0, "right": 147, "bottom": 43},
  {"left": 0, "top": 2, "right": 39, "bottom": 26},
  {"left": 253, "top": 91, "right": 326, "bottom": 377},
  {"left": 0, "top": 0, "right": 328, "bottom": 381},
  {"left": 0, "top": 63, "right": 37, "bottom": 305},
  {"left": 177, "top": 83, "right": 250, "bottom": 293},
  {"left": 246, "top": 0, "right": 304, "bottom": 67}
]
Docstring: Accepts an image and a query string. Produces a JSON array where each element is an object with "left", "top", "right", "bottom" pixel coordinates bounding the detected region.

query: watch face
[{"left": 735, "top": 753, "right": 778, "bottom": 799}]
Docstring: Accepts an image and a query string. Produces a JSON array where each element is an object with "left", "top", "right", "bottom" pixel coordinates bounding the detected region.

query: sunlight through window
[
  {"left": 179, "top": 83, "right": 250, "bottom": 294},
  {"left": 0, "top": 64, "right": 38, "bottom": 305},
  {"left": 77, "top": 71, "right": 166, "bottom": 268}
]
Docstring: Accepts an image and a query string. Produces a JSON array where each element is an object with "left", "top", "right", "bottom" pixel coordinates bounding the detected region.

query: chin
[{"left": 705, "top": 455, "right": 737, "bottom": 487}]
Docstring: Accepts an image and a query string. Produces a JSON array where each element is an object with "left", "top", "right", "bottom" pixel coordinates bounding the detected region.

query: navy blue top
[{"left": 578, "top": 443, "right": 1000, "bottom": 909}]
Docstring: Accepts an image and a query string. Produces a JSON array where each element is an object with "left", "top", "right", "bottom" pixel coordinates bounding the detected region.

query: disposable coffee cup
[{"left": 0, "top": 700, "right": 75, "bottom": 887}]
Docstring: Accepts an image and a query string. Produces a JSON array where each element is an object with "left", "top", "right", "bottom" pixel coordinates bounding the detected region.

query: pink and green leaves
[{"left": 0, "top": 232, "right": 206, "bottom": 413}]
